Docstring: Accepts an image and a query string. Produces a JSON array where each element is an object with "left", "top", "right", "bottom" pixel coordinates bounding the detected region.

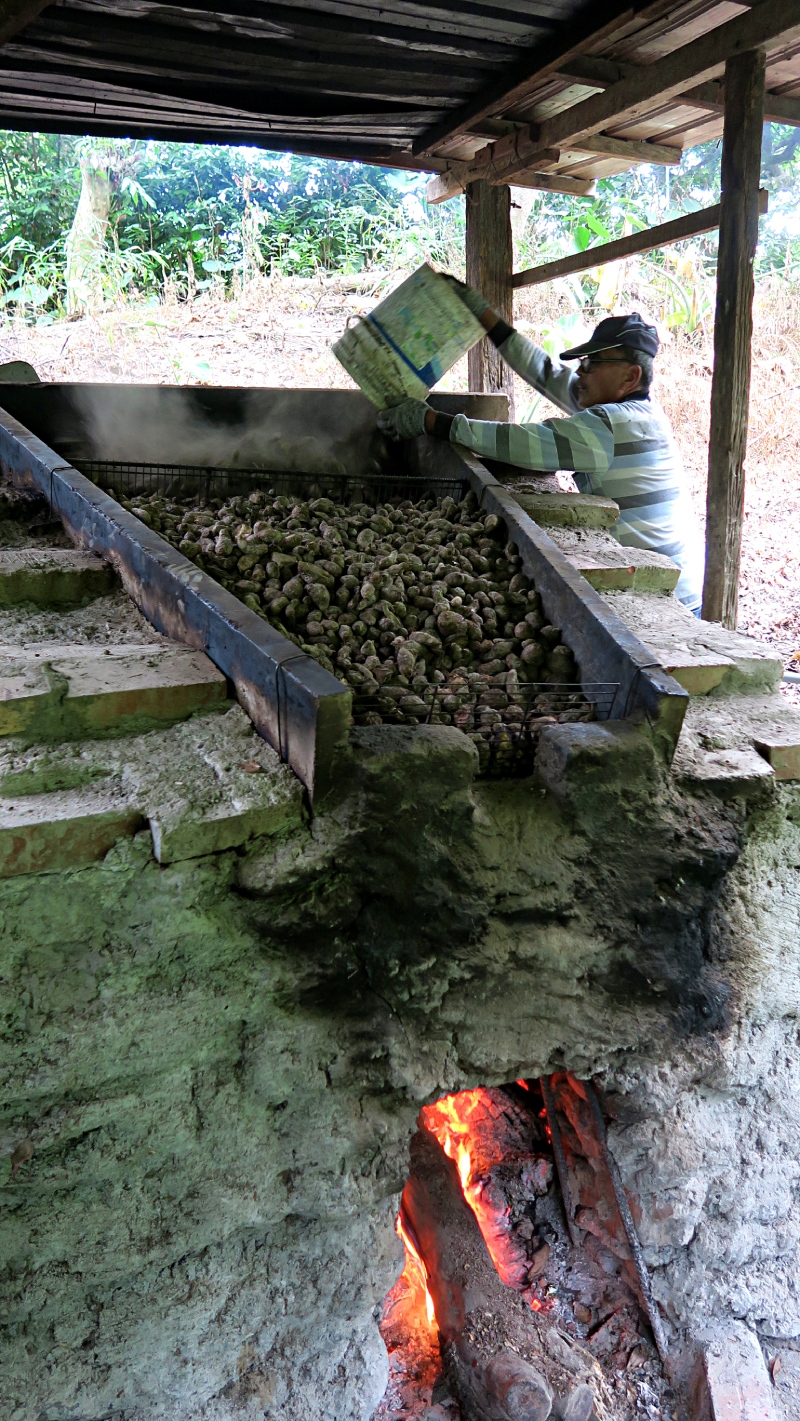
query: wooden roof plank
[
  {"left": 427, "top": 0, "right": 800, "bottom": 193},
  {"left": 0, "top": 0, "right": 49, "bottom": 44},
  {"left": 82, "top": 0, "right": 558, "bottom": 47},
  {"left": 19, "top": 10, "right": 494, "bottom": 80},
  {"left": 60, "top": 0, "right": 537, "bottom": 63},
  {"left": 6, "top": 39, "right": 477, "bottom": 106},
  {"left": 413, "top": 1, "right": 670, "bottom": 155}
]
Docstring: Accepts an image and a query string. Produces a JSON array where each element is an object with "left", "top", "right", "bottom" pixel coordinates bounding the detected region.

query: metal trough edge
[
  {"left": 0, "top": 404, "right": 352, "bottom": 804},
  {"left": 452, "top": 447, "right": 689, "bottom": 757}
]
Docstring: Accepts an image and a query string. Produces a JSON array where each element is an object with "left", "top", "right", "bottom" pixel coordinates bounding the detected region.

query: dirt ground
[{"left": 1, "top": 273, "right": 797, "bottom": 674}]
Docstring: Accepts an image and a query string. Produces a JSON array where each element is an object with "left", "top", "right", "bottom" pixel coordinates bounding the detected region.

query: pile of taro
[{"left": 114, "top": 485, "right": 594, "bottom": 773}]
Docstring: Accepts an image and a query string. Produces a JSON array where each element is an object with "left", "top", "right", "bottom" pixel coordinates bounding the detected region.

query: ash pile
[
  {"left": 378, "top": 1082, "right": 679, "bottom": 1421},
  {"left": 108, "top": 482, "right": 600, "bottom": 774}
]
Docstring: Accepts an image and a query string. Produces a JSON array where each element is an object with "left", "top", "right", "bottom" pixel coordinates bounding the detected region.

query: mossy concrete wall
[{"left": 2, "top": 719, "right": 799, "bottom": 1419}]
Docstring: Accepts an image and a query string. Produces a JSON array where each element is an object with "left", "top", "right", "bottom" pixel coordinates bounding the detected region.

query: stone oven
[{"left": 0, "top": 384, "right": 799, "bottom": 1421}]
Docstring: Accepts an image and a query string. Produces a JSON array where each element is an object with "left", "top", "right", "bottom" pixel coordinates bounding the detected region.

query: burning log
[{"left": 401, "top": 1124, "right": 613, "bottom": 1421}]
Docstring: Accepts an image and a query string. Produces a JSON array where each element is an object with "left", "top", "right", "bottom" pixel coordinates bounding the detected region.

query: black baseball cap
[{"left": 560, "top": 312, "right": 659, "bottom": 361}]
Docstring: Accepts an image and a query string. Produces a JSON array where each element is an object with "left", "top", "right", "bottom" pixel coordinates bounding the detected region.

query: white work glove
[
  {"left": 442, "top": 274, "right": 493, "bottom": 322},
  {"left": 377, "top": 398, "right": 430, "bottom": 440}
]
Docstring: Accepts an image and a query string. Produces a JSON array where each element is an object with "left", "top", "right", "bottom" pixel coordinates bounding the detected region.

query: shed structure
[{"left": 0, "top": 0, "right": 799, "bottom": 624}]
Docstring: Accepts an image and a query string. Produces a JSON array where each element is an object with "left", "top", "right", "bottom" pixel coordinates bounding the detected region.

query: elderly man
[{"left": 378, "top": 288, "right": 703, "bottom": 614}]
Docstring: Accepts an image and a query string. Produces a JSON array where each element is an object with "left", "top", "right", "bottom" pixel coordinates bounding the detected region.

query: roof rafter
[
  {"left": 413, "top": 0, "right": 677, "bottom": 155},
  {"left": 0, "top": 0, "right": 48, "bottom": 44},
  {"left": 684, "top": 78, "right": 800, "bottom": 126},
  {"left": 425, "top": 0, "right": 800, "bottom": 198}
]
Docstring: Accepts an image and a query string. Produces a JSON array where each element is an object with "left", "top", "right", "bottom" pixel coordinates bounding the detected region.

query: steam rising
[{"left": 69, "top": 384, "right": 390, "bottom": 478}]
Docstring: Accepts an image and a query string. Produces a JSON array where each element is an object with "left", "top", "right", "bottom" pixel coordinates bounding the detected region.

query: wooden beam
[
  {"left": 703, "top": 50, "right": 766, "bottom": 628},
  {"left": 555, "top": 55, "right": 641, "bottom": 88},
  {"left": 684, "top": 78, "right": 800, "bottom": 127},
  {"left": 425, "top": 0, "right": 800, "bottom": 194},
  {"left": 428, "top": 164, "right": 595, "bottom": 204},
  {"left": 466, "top": 180, "right": 513, "bottom": 396},
  {"left": 0, "top": 0, "right": 49, "bottom": 44},
  {"left": 555, "top": 63, "right": 800, "bottom": 129},
  {"left": 426, "top": 135, "right": 677, "bottom": 204},
  {"left": 413, "top": 1, "right": 663, "bottom": 155},
  {"left": 566, "top": 134, "right": 682, "bottom": 164},
  {"left": 511, "top": 189, "right": 769, "bottom": 289}
]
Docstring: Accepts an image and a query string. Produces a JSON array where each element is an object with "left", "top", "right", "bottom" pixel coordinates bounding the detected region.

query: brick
[
  {"left": 0, "top": 548, "right": 116, "bottom": 608},
  {"left": 509, "top": 489, "right": 620, "bottom": 529},
  {"left": 547, "top": 528, "right": 680, "bottom": 593},
  {"left": 694, "top": 1322, "right": 776, "bottom": 1421},
  {"left": 658, "top": 653, "right": 735, "bottom": 696},
  {"left": 753, "top": 734, "right": 800, "bottom": 780},
  {"left": 0, "top": 643, "right": 227, "bottom": 739},
  {"left": 0, "top": 789, "right": 142, "bottom": 876}
]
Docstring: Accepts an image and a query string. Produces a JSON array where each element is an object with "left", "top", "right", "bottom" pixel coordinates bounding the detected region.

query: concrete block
[
  {"left": 148, "top": 748, "right": 304, "bottom": 863},
  {"left": 675, "top": 744, "right": 775, "bottom": 797},
  {"left": 753, "top": 733, "right": 800, "bottom": 781},
  {"left": 0, "top": 643, "right": 228, "bottom": 739},
  {"left": 660, "top": 654, "right": 735, "bottom": 696},
  {"left": 693, "top": 1322, "right": 776, "bottom": 1421},
  {"left": 546, "top": 528, "right": 680, "bottom": 593},
  {"left": 0, "top": 548, "right": 116, "bottom": 607},
  {"left": 536, "top": 720, "right": 659, "bottom": 805},
  {"left": 678, "top": 694, "right": 800, "bottom": 788},
  {"left": 508, "top": 489, "right": 620, "bottom": 529},
  {"left": 602, "top": 593, "right": 783, "bottom": 696},
  {"left": 58, "top": 646, "right": 228, "bottom": 735},
  {"left": 0, "top": 663, "right": 54, "bottom": 734},
  {"left": 0, "top": 789, "right": 142, "bottom": 876}
]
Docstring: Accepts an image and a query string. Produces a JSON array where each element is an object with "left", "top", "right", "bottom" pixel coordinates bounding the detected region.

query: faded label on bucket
[{"left": 332, "top": 264, "right": 485, "bottom": 408}]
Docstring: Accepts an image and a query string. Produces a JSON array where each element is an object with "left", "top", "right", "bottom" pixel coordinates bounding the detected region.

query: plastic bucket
[{"left": 332, "top": 264, "right": 485, "bottom": 409}]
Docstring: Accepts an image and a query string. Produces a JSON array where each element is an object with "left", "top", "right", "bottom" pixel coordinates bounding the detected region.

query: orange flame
[
  {"left": 396, "top": 1211, "right": 436, "bottom": 1326},
  {"left": 421, "top": 1087, "right": 552, "bottom": 1312},
  {"left": 421, "top": 1089, "right": 519, "bottom": 1285}
]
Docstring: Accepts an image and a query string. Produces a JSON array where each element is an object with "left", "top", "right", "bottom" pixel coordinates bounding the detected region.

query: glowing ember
[{"left": 396, "top": 1211, "right": 436, "bottom": 1326}]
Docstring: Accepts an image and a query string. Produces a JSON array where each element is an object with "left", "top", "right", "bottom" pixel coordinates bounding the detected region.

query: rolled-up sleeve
[{"left": 449, "top": 406, "right": 615, "bottom": 475}]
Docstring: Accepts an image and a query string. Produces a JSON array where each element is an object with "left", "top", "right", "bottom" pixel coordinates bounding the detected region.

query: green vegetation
[
  {"left": 0, "top": 126, "right": 799, "bottom": 324},
  {"left": 0, "top": 135, "right": 463, "bottom": 318}
]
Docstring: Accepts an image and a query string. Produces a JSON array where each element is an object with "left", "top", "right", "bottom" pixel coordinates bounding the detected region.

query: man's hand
[
  {"left": 377, "top": 398, "right": 431, "bottom": 440},
  {"left": 442, "top": 274, "right": 496, "bottom": 326}
]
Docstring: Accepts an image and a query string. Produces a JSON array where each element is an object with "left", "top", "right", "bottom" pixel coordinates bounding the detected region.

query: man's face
[{"left": 574, "top": 349, "right": 643, "bottom": 409}]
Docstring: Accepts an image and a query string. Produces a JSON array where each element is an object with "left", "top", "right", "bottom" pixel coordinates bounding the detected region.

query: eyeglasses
[{"left": 577, "top": 354, "right": 632, "bottom": 373}]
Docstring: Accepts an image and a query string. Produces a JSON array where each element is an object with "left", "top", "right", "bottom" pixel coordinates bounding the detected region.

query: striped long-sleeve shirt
[{"left": 448, "top": 329, "right": 703, "bottom": 613}]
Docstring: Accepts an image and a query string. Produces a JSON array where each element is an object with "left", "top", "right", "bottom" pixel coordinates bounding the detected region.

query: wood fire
[{"left": 377, "top": 1080, "right": 680, "bottom": 1421}]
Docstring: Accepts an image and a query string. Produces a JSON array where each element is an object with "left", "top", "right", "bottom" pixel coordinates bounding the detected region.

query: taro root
[{"left": 113, "top": 483, "right": 594, "bottom": 773}]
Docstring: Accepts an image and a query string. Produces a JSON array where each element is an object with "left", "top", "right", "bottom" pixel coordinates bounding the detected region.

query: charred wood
[{"left": 401, "top": 1124, "right": 613, "bottom": 1421}]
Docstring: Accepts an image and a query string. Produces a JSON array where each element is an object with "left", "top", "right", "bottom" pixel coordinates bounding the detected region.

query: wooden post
[
  {"left": 465, "top": 179, "right": 513, "bottom": 396},
  {"left": 702, "top": 49, "right": 765, "bottom": 626}
]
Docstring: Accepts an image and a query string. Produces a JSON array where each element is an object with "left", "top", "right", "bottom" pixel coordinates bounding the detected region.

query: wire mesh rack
[
  {"left": 349, "top": 679, "right": 619, "bottom": 776},
  {"left": 76, "top": 460, "right": 468, "bottom": 506}
]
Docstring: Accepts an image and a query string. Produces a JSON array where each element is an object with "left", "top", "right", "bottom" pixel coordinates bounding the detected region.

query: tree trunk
[{"left": 65, "top": 152, "right": 112, "bottom": 316}]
